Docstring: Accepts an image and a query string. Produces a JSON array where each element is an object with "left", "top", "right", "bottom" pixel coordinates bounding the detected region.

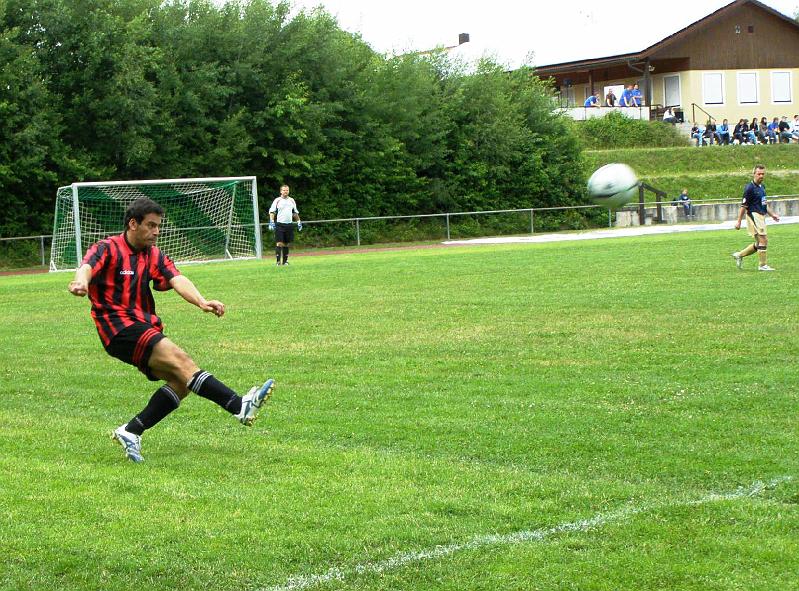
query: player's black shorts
[
  {"left": 104, "top": 322, "right": 165, "bottom": 381},
  {"left": 275, "top": 222, "right": 295, "bottom": 244}
]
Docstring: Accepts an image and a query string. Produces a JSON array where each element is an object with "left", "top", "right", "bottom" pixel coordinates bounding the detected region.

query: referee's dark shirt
[
  {"left": 82, "top": 233, "right": 180, "bottom": 346},
  {"left": 741, "top": 182, "right": 767, "bottom": 215}
]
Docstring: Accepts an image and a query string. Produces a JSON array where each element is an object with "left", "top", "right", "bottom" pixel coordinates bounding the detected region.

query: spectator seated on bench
[
  {"left": 703, "top": 120, "right": 718, "bottom": 145},
  {"left": 672, "top": 188, "right": 693, "bottom": 218},
  {"left": 691, "top": 123, "right": 706, "bottom": 146},
  {"left": 778, "top": 116, "right": 792, "bottom": 143},
  {"left": 717, "top": 119, "right": 731, "bottom": 145},
  {"left": 767, "top": 117, "right": 780, "bottom": 144}
]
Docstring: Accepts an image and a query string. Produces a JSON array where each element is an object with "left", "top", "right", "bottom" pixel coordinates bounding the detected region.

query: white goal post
[{"left": 49, "top": 176, "right": 262, "bottom": 271}]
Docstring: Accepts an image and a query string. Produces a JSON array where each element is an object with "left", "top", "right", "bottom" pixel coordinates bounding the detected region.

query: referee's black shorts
[{"left": 275, "top": 222, "right": 295, "bottom": 244}]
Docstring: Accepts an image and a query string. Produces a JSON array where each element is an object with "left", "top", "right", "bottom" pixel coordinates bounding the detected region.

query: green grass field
[{"left": 1, "top": 225, "right": 798, "bottom": 590}]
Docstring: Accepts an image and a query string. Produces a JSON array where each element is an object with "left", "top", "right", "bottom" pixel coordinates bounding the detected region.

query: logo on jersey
[{"left": 120, "top": 270, "right": 135, "bottom": 275}]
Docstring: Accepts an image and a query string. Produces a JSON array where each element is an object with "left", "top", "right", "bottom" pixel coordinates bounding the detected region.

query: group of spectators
[
  {"left": 689, "top": 115, "right": 799, "bottom": 146},
  {"left": 584, "top": 83, "right": 644, "bottom": 108}
]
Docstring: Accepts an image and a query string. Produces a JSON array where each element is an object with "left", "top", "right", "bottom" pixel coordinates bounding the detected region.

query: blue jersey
[
  {"left": 584, "top": 95, "right": 598, "bottom": 107},
  {"left": 741, "top": 182, "right": 767, "bottom": 215}
]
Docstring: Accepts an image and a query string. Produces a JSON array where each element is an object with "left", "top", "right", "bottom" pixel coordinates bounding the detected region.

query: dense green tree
[
  {"left": 0, "top": 0, "right": 75, "bottom": 236},
  {"left": 0, "top": 0, "right": 586, "bottom": 239}
]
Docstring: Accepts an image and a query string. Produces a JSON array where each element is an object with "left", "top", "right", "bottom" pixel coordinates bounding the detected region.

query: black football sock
[
  {"left": 282, "top": 246, "right": 289, "bottom": 264},
  {"left": 187, "top": 370, "right": 242, "bottom": 415},
  {"left": 126, "top": 385, "right": 181, "bottom": 435},
  {"left": 275, "top": 246, "right": 281, "bottom": 263}
]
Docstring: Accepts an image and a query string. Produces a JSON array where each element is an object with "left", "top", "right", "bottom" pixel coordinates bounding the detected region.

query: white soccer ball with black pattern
[{"left": 587, "top": 163, "right": 639, "bottom": 210}]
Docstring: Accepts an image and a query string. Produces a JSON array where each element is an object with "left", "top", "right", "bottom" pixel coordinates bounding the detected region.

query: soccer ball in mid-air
[{"left": 587, "top": 163, "right": 639, "bottom": 210}]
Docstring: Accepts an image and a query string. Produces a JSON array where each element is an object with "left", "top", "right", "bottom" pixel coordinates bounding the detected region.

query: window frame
[
  {"left": 702, "top": 72, "right": 725, "bottom": 106},
  {"left": 736, "top": 71, "right": 759, "bottom": 105},
  {"left": 663, "top": 74, "right": 681, "bottom": 107},
  {"left": 771, "top": 71, "right": 792, "bottom": 104}
]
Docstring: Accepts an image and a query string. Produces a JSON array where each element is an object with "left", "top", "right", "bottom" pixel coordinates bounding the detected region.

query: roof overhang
[{"left": 534, "top": 0, "right": 799, "bottom": 77}]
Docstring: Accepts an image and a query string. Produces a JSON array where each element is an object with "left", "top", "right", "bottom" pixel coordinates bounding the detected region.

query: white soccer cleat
[
  {"left": 111, "top": 425, "right": 144, "bottom": 462},
  {"left": 236, "top": 379, "right": 275, "bottom": 426},
  {"left": 758, "top": 265, "right": 775, "bottom": 271},
  {"left": 732, "top": 252, "right": 743, "bottom": 269}
]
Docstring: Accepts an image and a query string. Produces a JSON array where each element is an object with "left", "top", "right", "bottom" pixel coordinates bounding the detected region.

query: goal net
[{"left": 49, "top": 177, "right": 262, "bottom": 271}]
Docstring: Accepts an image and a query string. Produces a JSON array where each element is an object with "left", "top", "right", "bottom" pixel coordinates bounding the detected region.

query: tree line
[{"left": 0, "top": 0, "right": 586, "bottom": 238}]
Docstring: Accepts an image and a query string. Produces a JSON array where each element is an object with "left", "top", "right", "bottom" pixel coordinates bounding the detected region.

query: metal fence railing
[
  {"left": 7, "top": 196, "right": 796, "bottom": 272},
  {"left": 1, "top": 204, "right": 616, "bottom": 271},
  {"left": 290, "top": 204, "right": 613, "bottom": 246},
  {"left": 0, "top": 234, "right": 52, "bottom": 269}
]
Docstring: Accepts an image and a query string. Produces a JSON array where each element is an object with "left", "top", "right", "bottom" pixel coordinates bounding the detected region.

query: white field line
[
  {"left": 442, "top": 216, "right": 799, "bottom": 245},
  {"left": 262, "top": 476, "right": 792, "bottom": 591}
]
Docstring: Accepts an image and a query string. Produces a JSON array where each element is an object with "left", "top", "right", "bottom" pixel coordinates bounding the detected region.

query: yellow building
[{"left": 535, "top": 0, "right": 799, "bottom": 125}]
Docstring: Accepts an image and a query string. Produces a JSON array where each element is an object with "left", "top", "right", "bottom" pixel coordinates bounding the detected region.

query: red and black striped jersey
[{"left": 82, "top": 233, "right": 180, "bottom": 346}]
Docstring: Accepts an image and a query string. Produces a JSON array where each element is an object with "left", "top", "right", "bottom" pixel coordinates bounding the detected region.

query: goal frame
[{"left": 51, "top": 176, "right": 262, "bottom": 271}]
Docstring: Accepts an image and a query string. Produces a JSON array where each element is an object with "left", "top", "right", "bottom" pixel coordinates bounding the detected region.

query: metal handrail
[{"left": 691, "top": 103, "right": 716, "bottom": 125}]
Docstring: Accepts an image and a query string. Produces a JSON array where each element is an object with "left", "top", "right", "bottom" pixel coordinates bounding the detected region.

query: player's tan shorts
[{"left": 746, "top": 212, "right": 767, "bottom": 238}]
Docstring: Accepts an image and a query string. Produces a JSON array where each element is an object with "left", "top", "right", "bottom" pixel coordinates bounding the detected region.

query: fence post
[
  {"left": 40, "top": 236, "right": 46, "bottom": 266},
  {"left": 356, "top": 219, "right": 360, "bottom": 246},
  {"left": 608, "top": 208, "right": 612, "bottom": 227},
  {"left": 530, "top": 209, "right": 534, "bottom": 234},
  {"left": 446, "top": 213, "right": 450, "bottom": 240}
]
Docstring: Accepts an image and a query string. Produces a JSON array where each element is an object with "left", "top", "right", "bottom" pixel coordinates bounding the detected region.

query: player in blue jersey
[{"left": 732, "top": 165, "right": 780, "bottom": 271}]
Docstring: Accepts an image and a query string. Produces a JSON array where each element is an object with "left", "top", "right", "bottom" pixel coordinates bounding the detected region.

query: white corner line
[{"left": 262, "top": 476, "right": 792, "bottom": 591}]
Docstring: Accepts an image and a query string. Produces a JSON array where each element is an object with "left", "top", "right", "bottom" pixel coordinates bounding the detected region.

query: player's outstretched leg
[{"left": 235, "top": 379, "right": 275, "bottom": 426}]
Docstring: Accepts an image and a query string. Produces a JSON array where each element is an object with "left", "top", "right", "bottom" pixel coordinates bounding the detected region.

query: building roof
[{"left": 535, "top": 0, "right": 799, "bottom": 75}]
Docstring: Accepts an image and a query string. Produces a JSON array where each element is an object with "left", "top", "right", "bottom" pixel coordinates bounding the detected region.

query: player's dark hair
[
  {"left": 753, "top": 164, "right": 765, "bottom": 174},
  {"left": 124, "top": 198, "right": 164, "bottom": 230}
]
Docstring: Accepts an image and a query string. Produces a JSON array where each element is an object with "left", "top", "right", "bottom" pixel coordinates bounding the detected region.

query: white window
[
  {"left": 664, "top": 75, "right": 681, "bottom": 106},
  {"left": 772, "top": 71, "right": 792, "bottom": 103},
  {"left": 737, "top": 72, "right": 758, "bottom": 104},
  {"left": 703, "top": 72, "right": 724, "bottom": 105}
]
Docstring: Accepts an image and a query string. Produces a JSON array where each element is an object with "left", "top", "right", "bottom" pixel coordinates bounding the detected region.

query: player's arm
[
  {"left": 268, "top": 198, "right": 278, "bottom": 230},
  {"left": 767, "top": 204, "right": 780, "bottom": 222},
  {"left": 68, "top": 264, "right": 93, "bottom": 296},
  {"left": 169, "top": 275, "right": 225, "bottom": 317},
  {"left": 292, "top": 201, "right": 302, "bottom": 229},
  {"left": 734, "top": 205, "right": 747, "bottom": 229},
  {"left": 735, "top": 188, "right": 751, "bottom": 229}
]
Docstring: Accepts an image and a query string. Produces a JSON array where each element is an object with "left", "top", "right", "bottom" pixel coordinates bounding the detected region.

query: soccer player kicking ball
[
  {"left": 68, "top": 197, "right": 274, "bottom": 462},
  {"left": 732, "top": 164, "right": 779, "bottom": 271}
]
